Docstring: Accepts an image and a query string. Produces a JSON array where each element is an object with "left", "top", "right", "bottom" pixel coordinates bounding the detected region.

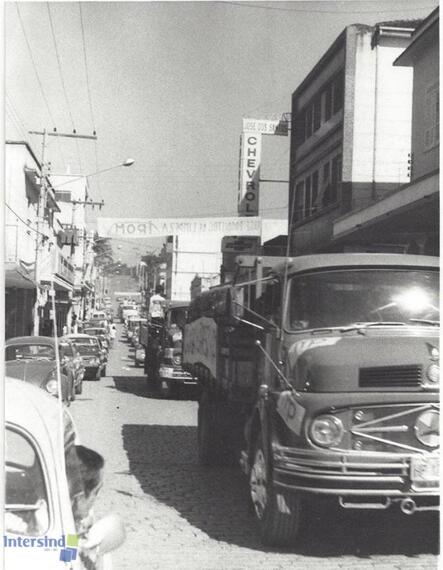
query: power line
[
  {"left": 5, "top": 202, "right": 48, "bottom": 239},
  {"left": 15, "top": 3, "right": 56, "bottom": 127},
  {"left": 14, "top": 4, "right": 67, "bottom": 170},
  {"left": 78, "top": 1, "right": 102, "bottom": 202},
  {"left": 219, "top": 1, "right": 437, "bottom": 14},
  {"left": 46, "top": 2, "right": 83, "bottom": 173}
]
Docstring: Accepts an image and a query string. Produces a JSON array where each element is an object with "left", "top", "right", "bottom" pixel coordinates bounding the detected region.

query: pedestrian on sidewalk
[{"left": 109, "top": 323, "right": 117, "bottom": 348}]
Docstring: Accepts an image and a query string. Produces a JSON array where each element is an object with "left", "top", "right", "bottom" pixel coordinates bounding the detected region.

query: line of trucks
[{"left": 142, "top": 252, "right": 440, "bottom": 546}]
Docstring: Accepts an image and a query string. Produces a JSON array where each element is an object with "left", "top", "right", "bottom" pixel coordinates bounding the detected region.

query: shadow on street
[
  {"left": 112, "top": 376, "right": 197, "bottom": 401},
  {"left": 121, "top": 423, "right": 439, "bottom": 556}
]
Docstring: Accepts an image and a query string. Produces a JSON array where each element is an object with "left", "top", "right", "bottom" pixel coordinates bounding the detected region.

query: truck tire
[
  {"left": 249, "top": 433, "right": 302, "bottom": 547},
  {"left": 197, "top": 391, "right": 219, "bottom": 465},
  {"left": 101, "top": 366, "right": 107, "bottom": 377}
]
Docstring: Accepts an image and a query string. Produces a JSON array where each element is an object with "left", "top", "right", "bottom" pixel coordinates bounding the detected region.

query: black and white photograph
[{"left": 3, "top": 1, "right": 440, "bottom": 569}]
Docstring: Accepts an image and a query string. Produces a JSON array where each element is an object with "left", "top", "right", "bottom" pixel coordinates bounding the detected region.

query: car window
[
  {"left": 6, "top": 344, "right": 55, "bottom": 361},
  {"left": 60, "top": 343, "right": 74, "bottom": 357},
  {"left": 5, "top": 428, "right": 50, "bottom": 536}
]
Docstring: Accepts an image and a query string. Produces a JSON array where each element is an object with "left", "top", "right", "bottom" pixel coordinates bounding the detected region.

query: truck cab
[{"left": 183, "top": 253, "right": 439, "bottom": 547}]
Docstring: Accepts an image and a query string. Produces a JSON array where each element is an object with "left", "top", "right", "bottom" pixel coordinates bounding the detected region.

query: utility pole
[{"left": 29, "top": 128, "right": 98, "bottom": 336}]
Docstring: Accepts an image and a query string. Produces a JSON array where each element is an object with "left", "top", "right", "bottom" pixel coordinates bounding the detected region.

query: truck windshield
[{"left": 287, "top": 268, "right": 439, "bottom": 331}]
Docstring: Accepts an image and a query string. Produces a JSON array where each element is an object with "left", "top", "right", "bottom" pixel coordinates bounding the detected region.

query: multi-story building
[
  {"left": 332, "top": 8, "right": 438, "bottom": 256},
  {"left": 288, "top": 20, "right": 421, "bottom": 255},
  {"left": 5, "top": 140, "right": 75, "bottom": 337},
  {"left": 52, "top": 175, "right": 97, "bottom": 323}
]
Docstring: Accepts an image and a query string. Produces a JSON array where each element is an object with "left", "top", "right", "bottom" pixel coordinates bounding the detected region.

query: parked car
[
  {"left": 65, "top": 334, "right": 106, "bottom": 381},
  {"left": 83, "top": 327, "right": 110, "bottom": 351},
  {"left": 5, "top": 377, "right": 125, "bottom": 569},
  {"left": 60, "top": 338, "right": 85, "bottom": 395},
  {"left": 5, "top": 336, "right": 75, "bottom": 403}
]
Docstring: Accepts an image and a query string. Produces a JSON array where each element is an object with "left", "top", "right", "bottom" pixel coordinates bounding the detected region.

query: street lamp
[{"left": 50, "top": 158, "right": 135, "bottom": 189}]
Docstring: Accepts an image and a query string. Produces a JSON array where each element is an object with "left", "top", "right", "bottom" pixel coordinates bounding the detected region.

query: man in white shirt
[{"left": 148, "top": 286, "right": 166, "bottom": 322}]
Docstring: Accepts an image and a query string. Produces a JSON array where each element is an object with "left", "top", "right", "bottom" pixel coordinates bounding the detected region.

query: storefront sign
[{"left": 238, "top": 132, "right": 261, "bottom": 216}]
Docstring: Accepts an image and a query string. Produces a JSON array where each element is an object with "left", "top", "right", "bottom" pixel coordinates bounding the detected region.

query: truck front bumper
[
  {"left": 271, "top": 444, "right": 440, "bottom": 506},
  {"left": 159, "top": 366, "right": 198, "bottom": 386}
]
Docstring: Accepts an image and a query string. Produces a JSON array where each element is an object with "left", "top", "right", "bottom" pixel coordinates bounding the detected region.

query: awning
[{"left": 5, "top": 263, "right": 36, "bottom": 290}]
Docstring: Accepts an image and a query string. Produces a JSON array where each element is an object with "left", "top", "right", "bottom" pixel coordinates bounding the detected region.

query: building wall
[
  {"left": 289, "top": 24, "right": 415, "bottom": 255},
  {"left": 5, "top": 143, "right": 39, "bottom": 265},
  {"left": 410, "top": 32, "right": 439, "bottom": 179}
]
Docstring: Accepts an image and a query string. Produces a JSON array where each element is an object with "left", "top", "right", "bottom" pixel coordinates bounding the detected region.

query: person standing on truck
[{"left": 148, "top": 285, "right": 166, "bottom": 326}]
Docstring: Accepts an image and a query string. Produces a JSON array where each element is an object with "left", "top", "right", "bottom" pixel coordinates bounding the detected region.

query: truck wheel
[
  {"left": 101, "top": 366, "right": 107, "bottom": 377},
  {"left": 197, "top": 392, "right": 218, "bottom": 465},
  {"left": 249, "top": 434, "right": 302, "bottom": 547}
]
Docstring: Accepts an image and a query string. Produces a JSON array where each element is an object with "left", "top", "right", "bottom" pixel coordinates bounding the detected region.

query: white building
[
  {"left": 289, "top": 20, "right": 420, "bottom": 255},
  {"left": 5, "top": 140, "right": 75, "bottom": 337}
]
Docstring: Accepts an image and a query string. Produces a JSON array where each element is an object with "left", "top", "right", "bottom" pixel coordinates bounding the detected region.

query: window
[
  {"left": 295, "top": 70, "right": 344, "bottom": 146},
  {"left": 5, "top": 344, "right": 55, "bottom": 361},
  {"left": 304, "top": 176, "right": 312, "bottom": 218},
  {"left": 324, "top": 84, "right": 333, "bottom": 121},
  {"left": 5, "top": 428, "right": 50, "bottom": 536},
  {"left": 424, "top": 83, "right": 439, "bottom": 149},
  {"left": 333, "top": 72, "right": 344, "bottom": 114},
  {"left": 311, "top": 171, "right": 319, "bottom": 214},
  {"left": 294, "top": 181, "right": 305, "bottom": 222},
  {"left": 331, "top": 154, "right": 342, "bottom": 203},
  {"left": 322, "top": 162, "right": 331, "bottom": 206},
  {"left": 305, "top": 107, "right": 313, "bottom": 140},
  {"left": 313, "top": 96, "right": 322, "bottom": 131},
  {"left": 287, "top": 269, "right": 439, "bottom": 331}
]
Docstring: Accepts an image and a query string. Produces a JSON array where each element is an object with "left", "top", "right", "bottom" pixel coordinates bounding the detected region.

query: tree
[{"left": 93, "top": 235, "right": 114, "bottom": 267}]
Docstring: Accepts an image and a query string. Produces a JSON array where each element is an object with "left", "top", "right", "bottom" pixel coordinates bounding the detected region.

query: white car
[{"left": 5, "top": 378, "right": 125, "bottom": 569}]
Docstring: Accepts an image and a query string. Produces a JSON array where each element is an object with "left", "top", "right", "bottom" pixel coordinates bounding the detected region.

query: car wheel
[
  {"left": 249, "top": 433, "right": 302, "bottom": 547},
  {"left": 95, "top": 369, "right": 101, "bottom": 381},
  {"left": 101, "top": 366, "right": 107, "bottom": 377}
]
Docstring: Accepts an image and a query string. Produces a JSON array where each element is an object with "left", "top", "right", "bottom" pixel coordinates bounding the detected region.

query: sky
[{"left": 5, "top": 0, "right": 438, "bottom": 262}]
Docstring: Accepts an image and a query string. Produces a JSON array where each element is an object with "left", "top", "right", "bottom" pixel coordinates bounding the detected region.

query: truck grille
[{"left": 359, "top": 365, "right": 422, "bottom": 388}]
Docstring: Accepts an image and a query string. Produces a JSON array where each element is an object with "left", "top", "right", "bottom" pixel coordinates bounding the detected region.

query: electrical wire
[
  {"left": 14, "top": 4, "right": 67, "bottom": 170},
  {"left": 218, "top": 1, "right": 437, "bottom": 15},
  {"left": 46, "top": 2, "right": 83, "bottom": 173},
  {"left": 78, "top": 1, "right": 102, "bottom": 202},
  {"left": 15, "top": 3, "right": 57, "bottom": 127},
  {"left": 5, "top": 202, "right": 48, "bottom": 239}
]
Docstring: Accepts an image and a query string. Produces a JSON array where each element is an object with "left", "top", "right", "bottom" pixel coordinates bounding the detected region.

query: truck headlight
[
  {"left": 426, "top": 363, "right": 440, "bottom": 384},
  {"left": 309, "top": 415, "right": 344, "bottom": 448}
]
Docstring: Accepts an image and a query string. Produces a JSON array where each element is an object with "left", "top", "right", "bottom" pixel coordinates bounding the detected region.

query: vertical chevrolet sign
[
  {"left": 238, "top": 117, "right": 289, "bottom": 216},
  {"left": 238, "top": 130, "right": 262, "bottom": 216}
]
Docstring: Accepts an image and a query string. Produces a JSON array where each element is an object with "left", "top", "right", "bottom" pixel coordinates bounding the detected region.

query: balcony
[{"left": 39, "top": 246, "right": 75, "bottom": 288}]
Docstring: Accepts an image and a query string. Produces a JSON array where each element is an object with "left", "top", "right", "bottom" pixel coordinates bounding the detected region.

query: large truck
[{"left": 182, "top": 253, "right": 440, "bottom": 546}]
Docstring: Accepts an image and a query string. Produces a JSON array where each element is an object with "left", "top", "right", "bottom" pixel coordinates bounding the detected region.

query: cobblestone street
[{"left": 70, "top": 326, "right": 439, "bottom": 570}]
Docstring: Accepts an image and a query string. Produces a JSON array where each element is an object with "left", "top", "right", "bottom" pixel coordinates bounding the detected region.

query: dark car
[
  {"left": 60, "top": 338, "right": 85, "bottom": 395},
  {"left": 65, "top": 334, "right": 106, "bottom": 380},
  {"left": 5, "top": 336, "right": 75, "bottom": 403},
  {"left": 83, "top": 327, "right": 110, "bottom": 351}
]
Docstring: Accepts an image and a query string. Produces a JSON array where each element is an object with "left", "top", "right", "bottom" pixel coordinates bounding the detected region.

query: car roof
[
  {"left": 65, "top": 333, "right": 96, "bottom": 338},
  {"left": 6, "top": 377, "right": 65, "bottom": 437},
  {"left": 6, "top": 336, "right": 56, "bottom": 346}
]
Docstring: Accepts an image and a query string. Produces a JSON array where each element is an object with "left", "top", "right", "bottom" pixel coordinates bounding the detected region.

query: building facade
[
  {"left": 332, "top": 9, "right": 439, "bottom": 255},
  {"left": 288, "top": 21, "right": 420, "bottom": 255},
  {"left": 5, "top": 140, "right": 76, "bottom": 337}
]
